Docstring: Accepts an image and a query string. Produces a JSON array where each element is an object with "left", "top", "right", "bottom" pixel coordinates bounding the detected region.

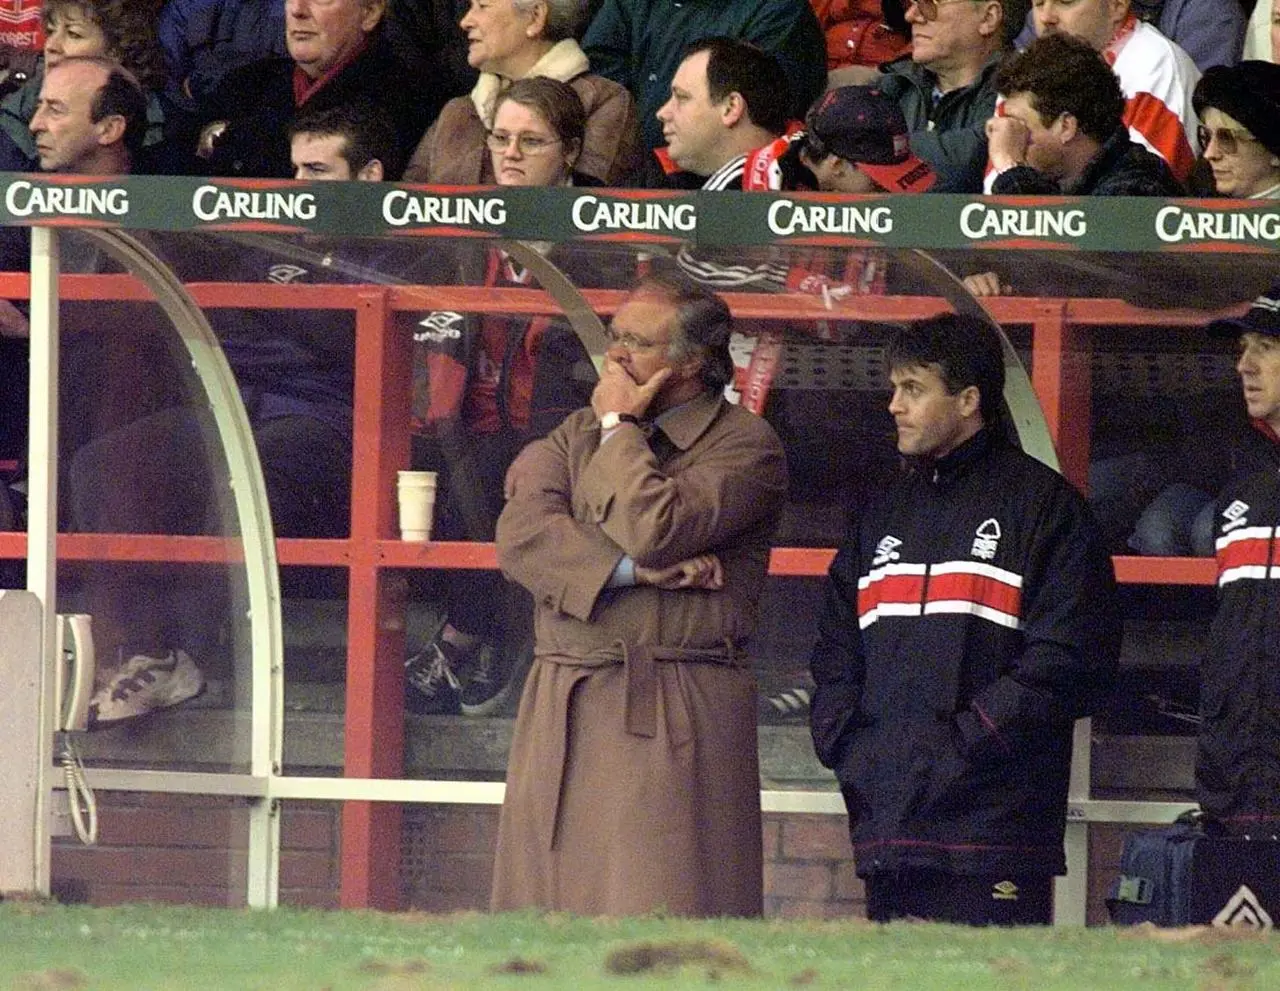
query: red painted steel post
[
  {"left": 341, "top": 287, "right": 411, "bottom": 909},
  {"left": 1029, "top": 301, "right": 1091, "bottom": 492}
]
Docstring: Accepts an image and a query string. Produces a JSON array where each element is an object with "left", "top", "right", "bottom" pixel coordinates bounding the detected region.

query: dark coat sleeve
[{"left": 809, "top": 536, "right": 871, "bottom": 769}]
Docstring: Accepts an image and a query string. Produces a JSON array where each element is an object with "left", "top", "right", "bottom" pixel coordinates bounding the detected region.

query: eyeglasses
[
  {"left": 1197, "top": 124, "right": 1261, "bottom": 156},
  {"left": 604, "top": 327, "right": 667, "bottom": 353},
  {"left": 907, "top": 0, "right": 981, "bottom": 20},
  {"left": 484, "top": 130, "right": 561, "bottom": 156}
]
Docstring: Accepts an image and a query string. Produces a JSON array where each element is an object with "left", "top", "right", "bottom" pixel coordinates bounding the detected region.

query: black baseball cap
[
  {"left": 1208, "top": 281, "right": 1280, "bottom": 338},
  {"left": 804, "top": 85, "right": 936, "bottom": 194}
]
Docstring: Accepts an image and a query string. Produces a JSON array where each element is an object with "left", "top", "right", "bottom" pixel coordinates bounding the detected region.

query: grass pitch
[{"left": 0, "top": 902, "right": 1275, "bottom": 990}]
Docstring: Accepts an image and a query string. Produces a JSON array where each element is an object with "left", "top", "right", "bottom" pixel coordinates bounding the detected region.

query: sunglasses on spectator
[
  {"left": 485, "top": 130, "right": 561, "bottom": 156},
  {"left": 1197, "top": 125, "right": 1261, "bottom": 156},
  {"left": 907, "top": 0, "right": 981, "bottom": 20}
]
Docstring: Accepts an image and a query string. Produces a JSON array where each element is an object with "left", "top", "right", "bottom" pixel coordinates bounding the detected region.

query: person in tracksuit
[
  {"left": 1197, "top": 284, "right": 1280, "bottom": 835},
  {"left": 810, "top": 313, "right": 1122, "bottom": 924}
]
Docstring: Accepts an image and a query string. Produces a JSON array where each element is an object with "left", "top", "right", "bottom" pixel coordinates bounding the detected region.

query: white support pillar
[{"left": 0, "top": 227, "right": 60, "bottom": 895}]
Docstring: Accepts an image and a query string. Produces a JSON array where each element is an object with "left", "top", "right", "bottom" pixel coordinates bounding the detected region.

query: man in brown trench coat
[{"left": 490, "top": 269, "right": 789, "bottom": 916}]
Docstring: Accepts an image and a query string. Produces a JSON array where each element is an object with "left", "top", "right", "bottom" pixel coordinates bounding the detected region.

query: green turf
[{"left": 0, "top": 903, "right": 1275, "bottom": 990}]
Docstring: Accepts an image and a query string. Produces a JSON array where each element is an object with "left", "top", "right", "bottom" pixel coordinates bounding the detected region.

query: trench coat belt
[
  {"left": 542, "top": 639, "right": 746, "bottom": 739},
  {"left": 527, "top": 639, "right": 744, "bottom": 850}
]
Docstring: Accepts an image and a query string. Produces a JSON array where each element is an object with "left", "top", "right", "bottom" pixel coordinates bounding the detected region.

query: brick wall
[
  {"left": 54, "top": 796, "right": 1145, "bottom": 923},
  {"left": 51, "top": 794, "right": 340, "bottom": 909}
]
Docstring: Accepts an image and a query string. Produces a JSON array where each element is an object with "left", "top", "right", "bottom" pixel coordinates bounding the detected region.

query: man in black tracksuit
[
  {"left": 810, "top": 313, "right": 1121, "bottom": 924},
  {"left": 1197, "top": 286, "right": 1280, "bottom": 834}
]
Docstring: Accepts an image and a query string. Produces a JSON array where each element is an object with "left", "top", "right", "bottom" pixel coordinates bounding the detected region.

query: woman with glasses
[
  {"left": 487, "top": 75, "right": 598, "bottom": 188},
  {"left": 402, "top": 0, "right": 640, "bottom": 186},
  {"left": 403, "top": 76, "right": 609, "bottom": 717},
  {"left": 1193, "top": 61, "right": 1280, "bottom": 200}
]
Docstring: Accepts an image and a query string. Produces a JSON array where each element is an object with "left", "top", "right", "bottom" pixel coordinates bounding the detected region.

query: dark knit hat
[
  {"left": 1193, "top": 61, "right": 1280, "bottom": 159},
  {"left": 1208, "top": 281, "right": 1280, "bottom": 339}
]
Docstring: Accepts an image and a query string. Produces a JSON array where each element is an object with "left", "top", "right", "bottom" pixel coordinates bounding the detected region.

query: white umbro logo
[
  {"left": 1213, "top": 885, "right": 1274, "bottom": 930},
  {"left": 415, "top": 311, "right": 464, "bottom": 343},
  {"left": 1222, "top": 500, "right": 1250, "bottom": 533},
  {"left": 266, "top": 263, "right": 309, "bottom": 284},
  {"left": 872, "top": 535, "right": 902, "bottom": 567}
]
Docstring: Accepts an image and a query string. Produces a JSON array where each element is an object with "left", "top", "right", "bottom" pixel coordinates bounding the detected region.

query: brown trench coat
[
  {"left": 490, "top": 392, "right": 788, "bottom": 916},
  {"left": 401, "top": 73, "right": 642, "bottom": 186}
]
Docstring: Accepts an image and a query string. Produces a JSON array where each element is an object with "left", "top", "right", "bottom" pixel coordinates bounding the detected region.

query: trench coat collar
[{"left": 649, "top": 390, "right": 724, "bottom": 453}]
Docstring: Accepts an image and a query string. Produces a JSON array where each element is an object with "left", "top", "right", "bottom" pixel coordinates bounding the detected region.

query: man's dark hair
[
  {"left": 288, "top": 99, "right": 399, "bottom": 176},
  {"left": 684, "top": 36, "right": 790, "bottom": 137},
  {"left": 67, "top": 57, "right": 147, "bottom": 159},
  {"left": 887, "top": 314, "right": 1006, "bottom": 427},
  {"left": 637, "top": 266, "right": 735, "bottom": 391},
  {"left": 994, "top": 33, "right": 1125, "bottom": 144}
]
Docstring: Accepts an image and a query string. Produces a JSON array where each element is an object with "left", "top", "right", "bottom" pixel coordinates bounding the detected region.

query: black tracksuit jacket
[{"left": 811, "top": 429, "right": 1122, "bottom": 877}]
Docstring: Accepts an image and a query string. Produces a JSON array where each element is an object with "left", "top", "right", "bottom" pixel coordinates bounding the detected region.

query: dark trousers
[{"left": 865, "top": 870, "right": 1054, "bottom": 926}]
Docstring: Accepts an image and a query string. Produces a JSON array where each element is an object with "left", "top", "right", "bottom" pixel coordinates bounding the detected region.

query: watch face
[{"left": 601, "top": 412, "right": 620, "bottom": 430}]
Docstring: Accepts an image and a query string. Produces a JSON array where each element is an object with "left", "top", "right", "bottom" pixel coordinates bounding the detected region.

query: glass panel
[{"left": 57, "top": 228, "right": 260, "bottom": 787}]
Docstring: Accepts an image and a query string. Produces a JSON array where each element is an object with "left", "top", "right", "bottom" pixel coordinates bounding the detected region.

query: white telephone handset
[{"left": 55, "top": 613, "right": 95, "bottom": 733}]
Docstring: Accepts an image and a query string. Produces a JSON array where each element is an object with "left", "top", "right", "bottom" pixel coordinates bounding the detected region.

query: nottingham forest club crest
[{"left": 971, "top": 519, "right": 1001, "bottom": 561}]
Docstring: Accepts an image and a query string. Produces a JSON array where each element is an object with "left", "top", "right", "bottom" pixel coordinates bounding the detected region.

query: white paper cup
[{"left": 397, "top": 470, "right": 437, "bottom": 542}]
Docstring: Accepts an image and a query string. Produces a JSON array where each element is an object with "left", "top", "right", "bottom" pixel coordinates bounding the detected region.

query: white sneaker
[{"left": 88, "top": 650, "right": 205, "bottom": 728}]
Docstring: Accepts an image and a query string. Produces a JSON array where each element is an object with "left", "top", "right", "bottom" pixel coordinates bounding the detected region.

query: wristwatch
[{"left": 600, "top": 411, "right": 640, "bottom": 430}]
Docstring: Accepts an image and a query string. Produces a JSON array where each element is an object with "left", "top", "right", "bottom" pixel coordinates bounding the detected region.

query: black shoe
[
  {"left": 404, "top": 639, "right": 462, "bottom": 715},
  {"left": 459, "top": 640, "right": 531, "bottom": 717}
]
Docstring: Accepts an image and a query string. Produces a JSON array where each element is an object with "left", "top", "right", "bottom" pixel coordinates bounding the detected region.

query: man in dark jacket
[
  {"left": 177, "top": 0, "right": 436, "bottom": 178},
  {"left": 986, "top": 33, "right": 1183, "bottom": 195},
  {"left": 810, "top": 313, "right": 1121, "bottom": 924},
  {"left": 874, "top": 0, "right": 1026, "bottom": 191},
  {"left": 1196, "top": 284, "right": 1280, "bottom": 835}
]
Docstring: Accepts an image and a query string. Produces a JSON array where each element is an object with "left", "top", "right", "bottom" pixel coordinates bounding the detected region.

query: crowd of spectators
[
  {"left": 0, "top": 0, "right": 1275, "bottom": 724},
  {"left": 0, "top": 0, "right": 1266, "bottom": 189}
]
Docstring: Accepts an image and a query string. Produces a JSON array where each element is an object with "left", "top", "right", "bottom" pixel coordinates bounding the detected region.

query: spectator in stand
[
  {"left": 178, "top": 0, "right": 435, "bottom": 178},
  {"left": 68, "top": 90, "right": 391, "bottom": 726},
  {"left": 1119, "top": 65, "right": 1280, "bottom": 557},
  {"left": 812, "top": 0, "right": 911, "bottom": 85},
  {"left": 965, "top": 36, "right": 1181, "bottom": 292},
  {"left": 582, "top": 0, "right": 827, "bottom": 155},
  {"left": 1193, "top": 60, "right": 1280, "bottom": 199},
  {"left": 1015, "top": 0, "right": 1244, "bottom": 74},
  {"left": 1195, "top": 283, "right": 1280, "bottom": 835},
  {"left": 288, "top": 95, "right": 394, "bottom": 178},
  {"left": 403, "top": 77, "right": 599, "bottom": 716},
  {"left": 984, "top": 33, "right": 1184, "bottom": 195},
  {"left": 0, "top": 0, "right": 170, "bottom": 172},
  {"left": 654, "top": 36, "right": 791, "bottom": 189},
  {"left": 402, "top": 0, "right": 640, "bottom": 186},
  {"left": 1023, "top": 0, "right": 1201, "bottom": 187},
  {"left": 874, "top": 0, "right": 1027, "bottom": 192},
  {"left": 29, "top": 56, "right": 208, "bottom": 723},
  {"left": 799, "top": 84, "right": 937, "bottom": 193},
  {"left": 157, "top": 0, "right": 287, "bottom": 114}
]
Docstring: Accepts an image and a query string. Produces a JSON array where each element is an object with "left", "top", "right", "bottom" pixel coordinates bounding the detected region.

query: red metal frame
[{"left": 1, "top": 271, "right": 1234, "bottom": 908}]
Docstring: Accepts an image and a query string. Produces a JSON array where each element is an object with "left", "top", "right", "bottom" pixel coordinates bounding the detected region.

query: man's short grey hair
[{"left": 511, "top": 0, "right": 584, "bottom": 43}]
